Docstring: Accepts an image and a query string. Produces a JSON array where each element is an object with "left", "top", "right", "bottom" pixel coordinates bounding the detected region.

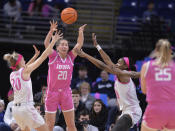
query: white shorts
[
  {"left": 12, "top": 105, "right": 45, "bottom": 130},
  {"left": 120, "top": 106, "right": 142, "bottom": 126}
]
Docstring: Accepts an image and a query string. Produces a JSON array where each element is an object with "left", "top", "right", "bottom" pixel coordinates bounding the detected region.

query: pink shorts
[
  {"left": 143, "top": 103, "right": 175, "bottom": 130},
  {"left": 45, "top": 88, "right": 74, "bottom": 113}
]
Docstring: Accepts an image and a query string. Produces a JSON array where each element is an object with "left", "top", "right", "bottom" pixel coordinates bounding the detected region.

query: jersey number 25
[{"left": 155, "top": 68, "right": 171, "bottom": 81}]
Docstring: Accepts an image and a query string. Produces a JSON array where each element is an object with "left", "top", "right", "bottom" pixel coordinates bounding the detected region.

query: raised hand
[
  {"left": 75, "top": 48, "right": 86, "bottom": 57},
  {"left": 50, "top": 20, "right": 58, "bottom": 32},
  {"left": 79, "top": 24, "right": 87, "bottom": 32},
  {"left": 33, "top": 45, "right": 40, "bottom": 56},
  {"left": 92, "top": 33, "right": 98, "bottom": 47},
  {"left": 51, "top": 31, "right": 63, "bottom": 43}
]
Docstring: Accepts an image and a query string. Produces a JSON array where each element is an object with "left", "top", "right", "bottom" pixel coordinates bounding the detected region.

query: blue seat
[{"left": 90, "top": 93, "right": 108, "bottom": 106}]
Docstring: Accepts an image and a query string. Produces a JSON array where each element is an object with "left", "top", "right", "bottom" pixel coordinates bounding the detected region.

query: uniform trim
[
  {"left": 68, "top": 55, "right": 74, "bottom": 66},
  {"left": 62, "top": 108, "right": 74, "bottom": 112},
  {"left": 48, "top": 55, "right": 58, "bottom": 65},
  {"left": 117, "top": 78, "right": 130, "bottom": 85},
  {"left": 45, "top": 110, "right": 57, "bottom": 113}
]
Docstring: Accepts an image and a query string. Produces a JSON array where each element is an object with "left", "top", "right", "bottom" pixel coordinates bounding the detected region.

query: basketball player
[
  {"left": 75, "top": 33, "right": 142, "bottom": 131},
  {"left": 44, "top": 20, "right": 87, "bottom": 131},
  {"left": 3, "top": 31, "right": 62, "bottom": 131},
  {"left": 141, "top": 39, "right": 175, "bottom": 131}
]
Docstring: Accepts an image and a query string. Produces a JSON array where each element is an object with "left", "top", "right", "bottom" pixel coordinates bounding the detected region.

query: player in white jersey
[
  {"left": 75, "top": 33, "right": 142, "bottom": 131},
  {"left": 3, "top": 31, "right": 62, "bottom": 131}
]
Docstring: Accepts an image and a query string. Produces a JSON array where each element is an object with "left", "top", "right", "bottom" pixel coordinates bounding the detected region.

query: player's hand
[
  {"left": 79, "top": 24, "right": 87, "bottom": 32},
  {"left": 51, "top": 31, "right": 63, "bottom": 43},
  {"left": 92, "top": 33, "right": 98, "bottom": 47},
  {"left": 33, "top": 45, "right": 40, "bottom": 56},
  {"left": 75, "top": 48, "right": 86, "bottom": 57},
  {"left": 50, "top": 20, "right": 58, "bottom": 32}
]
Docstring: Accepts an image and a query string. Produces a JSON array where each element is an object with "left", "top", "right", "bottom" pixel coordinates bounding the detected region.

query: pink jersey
[
  {"left": 47, "top": 50, "right": 75, "bottom": 91},
  {"left": 10, "top": 68, "right": 33, "bottom": 104},
  {"left": 145, "top": 60, "right": 175, "bottom": 103}
]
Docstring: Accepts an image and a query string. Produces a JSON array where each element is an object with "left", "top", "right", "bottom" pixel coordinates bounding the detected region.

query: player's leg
[
  {"left": 45, "top": 91, "right": 59, "bottom": 131},
  {"left": 45, "top": 112, "right": 56, "bottom": 131},
  {"left": 35, "top": 123, "right": 49, "bottom": 131},
  {"left": 163, "top": 128, "right": 175, "bottom": 131},
  {"left": 63, "top": 110, "right": 77, "bottom": 131}
]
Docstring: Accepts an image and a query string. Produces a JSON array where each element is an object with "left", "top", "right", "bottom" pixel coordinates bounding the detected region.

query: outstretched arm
[
  {"left": 75, "top": 49, "right": 123, "bottom": 75},
  {"left": 23, "top": 31, "right": 63, "bottom": 79},
  {"left": 72, "top": 24, "right": 87, "bottom": 57},
  {"left": 26, "top": 45, "right": 40, "bottom": 66},
  {"left": 44, "top": 20, "right": 57, "bottom": 49},
  {"left": 92, "top": 33, "right": 115, "bottom": 66}
]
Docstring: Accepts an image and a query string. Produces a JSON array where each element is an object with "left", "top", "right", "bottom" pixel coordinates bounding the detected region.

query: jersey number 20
[
  {"left": 11, "top": 78, "right": 21, "bottom": 91},
  {"left": 155, "top": 68, "right": 171, "bottom": 81},
  {"left": 58, "top": 71, "right": 67, "bottom": 80}
]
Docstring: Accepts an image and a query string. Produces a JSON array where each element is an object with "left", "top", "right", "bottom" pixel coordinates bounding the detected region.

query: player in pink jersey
[
  {"left": 141, "top": 39, "right": 175, "bottom": 131},
  {"left": 75, "top": 33, "right": 142, "bottom": 131},
  {"left": 44, "top": 20, "right": 87, "bottom": 131},
  {"left": 3, "top": 31, "right": 62, "bottom": 131}
]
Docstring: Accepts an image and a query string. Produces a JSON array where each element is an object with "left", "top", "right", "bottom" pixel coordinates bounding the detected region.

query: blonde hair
[
  {"left": 3, "top": 52, "right": 20, "bottom": 69},
  {"left": 155, "top": 39, "right": 172, "bottom": 67},
  {"left": 79, "top": 82, "right": 91, "bottom": 92}
]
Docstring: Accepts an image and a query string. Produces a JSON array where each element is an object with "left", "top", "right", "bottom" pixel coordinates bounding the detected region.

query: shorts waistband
[{"left": 14, "top": 102, "right": 34, "bottom": 106}]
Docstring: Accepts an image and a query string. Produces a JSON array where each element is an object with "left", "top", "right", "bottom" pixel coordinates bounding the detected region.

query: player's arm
[
  {"left": 44, "top": 20, "right": 57, "bottom": 55},
  {"left": 23, "top": 32, "right": 63, "bottom": 78},
  {"left": 75, "top": 49, "right": 124, "bottom": 75},
  {"left": 26, "top": 45, "right": 40, "bottom": 66},
  {"left": 92, "top": 33, "right": 115, "bottom": 66},
  {"left": 72, "top": 24, "right": 87, "bottom": 57},
  {"left": 140, "top": 63, "right": 147, "bottom": 94}
]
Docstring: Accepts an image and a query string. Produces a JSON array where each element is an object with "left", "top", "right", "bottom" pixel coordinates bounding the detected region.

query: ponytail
[
  {"left": 155, "top": 39, "right": 172, "bottom": 68},
  {"left": 3, "top": 52, "right": 20, "bottom": 69}
]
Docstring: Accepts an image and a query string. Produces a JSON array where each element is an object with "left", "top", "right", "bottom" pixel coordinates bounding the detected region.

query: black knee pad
[{"left": 111, "top": 114, "right": 132, "bottom": 131}]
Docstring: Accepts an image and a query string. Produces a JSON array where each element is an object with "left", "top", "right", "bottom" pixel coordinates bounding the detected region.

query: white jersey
[
  {"left": 114, "top": 78, "right": 140, "bottom": 111},
  {"left": 114, "top": 78, "right": 142, "bottom": 125},
  {"left": 10, "top": 68, "right": 33, "bottom": 104}
]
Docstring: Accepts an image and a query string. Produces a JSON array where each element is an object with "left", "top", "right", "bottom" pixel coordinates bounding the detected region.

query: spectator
[
  {"left": 90, "top": 99, "right": 108, "bottom": 131},
  {"left": 28, "top": 0, "right": 50, "bottom": 17},
  {"left": 93, "top": 70, "right": 116, "bottom": 106},
  {"left": 40, "top": 91, "right": 46, "bottom": 117},
  {"left": 142, "top": 1, "right": 157, "bottom": 23},
  {"left": 79, "top": 82, "right": 96, "bottom": 110},
  {"left": 71, "top": 66, "right": 92, "bottom": 89},
  {"left": 34, "top": 103, "right": 42, "bottom": 114},
  {"left": 0, "top": 99, "right": 5, "bottom": 122},
  {"left": 3, "top": 0, "right": 22, "bottom": 38},
  {"left": 34, "top": 85, "right": 47, "bottom": 103},
  {"left": 7, "top": 89, "right": 14, "bottom": 102},
  {"left": 76, "top": 109, "right": 98, "bottom": 131}
]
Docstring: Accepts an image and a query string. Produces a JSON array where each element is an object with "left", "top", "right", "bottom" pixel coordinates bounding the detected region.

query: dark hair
[
  {"left": 34, "top": 102, "right": 42, "bottom": 107},
  {"left": 72, "top": 89, "right": 81, "bottom": 95},
  {"left": 78, "top": 109, "right": 90, "bottom": 118},
  {"left": 55, "top": 38, "right": 69, "bottom": 47},
  {"left": 91, "top": 99, "right": 107, "bottom": 115},
  {"left": 79, "top": 65, "right": 87, "bottom": 71},
  {"left": 122, "top": 57, "right": 136, "bottom": 71}
]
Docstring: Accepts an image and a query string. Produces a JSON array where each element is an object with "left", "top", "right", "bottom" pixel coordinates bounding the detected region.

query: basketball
[{"left": 61, "top": 8, "right": 78, "bottom": 24}]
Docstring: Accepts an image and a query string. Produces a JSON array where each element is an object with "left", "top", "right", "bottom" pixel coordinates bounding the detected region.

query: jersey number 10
[{"left": 155, "top": 68, "right": 171, "bottom": 81}]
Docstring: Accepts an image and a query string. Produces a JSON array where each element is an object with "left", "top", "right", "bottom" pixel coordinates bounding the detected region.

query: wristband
[{"left": 96, "top": 45, "right": 102, "bottom": 51}]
